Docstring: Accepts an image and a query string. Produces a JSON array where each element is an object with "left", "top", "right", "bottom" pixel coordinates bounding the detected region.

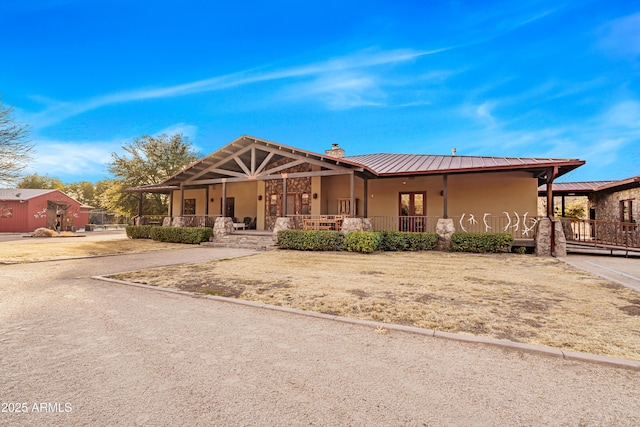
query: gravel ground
[{"left": 1, "top": 248, "right": 639, "bottom": 426}]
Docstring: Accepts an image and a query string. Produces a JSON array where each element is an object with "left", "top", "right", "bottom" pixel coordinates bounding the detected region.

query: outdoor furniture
[
  {"left": 302, "top": 218, "right": 338, "bottom": 230},
  {"left": 233, "top": 222, "right": 246, "bottom": 230}
]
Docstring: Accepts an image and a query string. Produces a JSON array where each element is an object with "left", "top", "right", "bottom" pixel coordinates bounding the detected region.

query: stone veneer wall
[
  {"left": 264, "top": 159, "right": 312, "bottom": 230},
  {"left": 590, "top": 187, "right": 640, "bottom": 223}
]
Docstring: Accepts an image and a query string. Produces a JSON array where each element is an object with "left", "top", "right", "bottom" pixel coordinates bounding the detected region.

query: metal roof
[
  {"left": 538, "top": 176, "right": 640, "bottom": 195},
  {"left": 0, "top": 188, "right": 56, "bottom": 200},
  {"left": 344, "top": 153, "right": 584, "bottom": 177}
]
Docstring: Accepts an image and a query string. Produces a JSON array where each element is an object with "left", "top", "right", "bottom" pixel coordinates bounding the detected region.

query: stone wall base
[{"left": 162, "top": 217, "right": 172, "bottom": 227}]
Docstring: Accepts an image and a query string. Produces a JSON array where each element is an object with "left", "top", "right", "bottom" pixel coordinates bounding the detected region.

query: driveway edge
[{"left": 92, "top": 275, "right": 640, "bottom": 371}]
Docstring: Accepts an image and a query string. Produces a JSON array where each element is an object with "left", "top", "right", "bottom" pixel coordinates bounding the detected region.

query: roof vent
[
  {"left": 325, "top": 143, "right": 345, "bottom": 158},
  {"left": 452, "top": 148, "right": 457, "bottom": 156}
]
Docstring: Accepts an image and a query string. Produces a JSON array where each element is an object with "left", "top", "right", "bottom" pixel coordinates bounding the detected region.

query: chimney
[{"left": 325, "top": 143, "right": 345, "bottom": 158}]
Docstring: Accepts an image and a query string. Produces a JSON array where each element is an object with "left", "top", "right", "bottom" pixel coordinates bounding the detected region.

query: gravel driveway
[{"left": 1, "top": 247, "right": 639, "bottom": 426}]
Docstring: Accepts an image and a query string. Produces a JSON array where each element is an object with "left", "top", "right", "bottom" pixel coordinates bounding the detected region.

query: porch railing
[
  {"left": 450, "top": 215, "right": 541, "bottom": 239},
  {"left": 560, "top": 218, "right": 639, "bottom": 249},
  {"left": 369, "top": 216, "right": 440, "bottom": 233}
]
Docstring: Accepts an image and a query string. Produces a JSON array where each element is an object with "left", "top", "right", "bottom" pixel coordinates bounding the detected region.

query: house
[
  {"left": 538, "top": 175, "right": 639, "bottom": 223},
  {"left": 0, "top": 189, "right": 92, "bottom": 233},
  {"left": 127, "top": 135, "right": 585, "bottom": 241}
]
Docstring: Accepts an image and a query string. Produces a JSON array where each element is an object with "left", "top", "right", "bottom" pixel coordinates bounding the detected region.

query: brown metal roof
[
  {"left": 538, "top": 176, "right": 640, "bottom": 195},
  {"left": 344, "top": 153, "right": 584, "bottom": 177},
  {"left": 538, "top": 181, "right": 613, "bottom": 194}
]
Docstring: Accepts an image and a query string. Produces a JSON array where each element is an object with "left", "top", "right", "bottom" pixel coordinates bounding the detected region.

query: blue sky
[{"left": 1, "top": 0, "right": 639, "bottom": 184}]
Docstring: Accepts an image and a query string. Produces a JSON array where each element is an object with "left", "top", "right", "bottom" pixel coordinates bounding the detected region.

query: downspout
[{"left": 546, "top": 167, "right": 559, "bottom": 257}]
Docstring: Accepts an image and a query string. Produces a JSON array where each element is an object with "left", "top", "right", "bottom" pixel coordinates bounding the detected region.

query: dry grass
[
  {"left": 111, "top": 250, "right": 640, "bottom": 361},
  {"left": 0, "top": 234, "right": 190, "bottom": 263}
]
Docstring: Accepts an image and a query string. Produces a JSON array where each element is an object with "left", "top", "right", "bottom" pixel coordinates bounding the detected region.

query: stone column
[
  {"left": 213, "top": 217, "right": 233, "bottom": 239},
  {"left": 273, "top": 217, "right": 294, "bottom": 241},
  {"left": 162, "top": 217, "right": 172, "bottom": 227},
  {"left": 340, "top": 218, "right": 373, "bottom": 233},
  {"left": 172, "top": 217, "right": 188, "bottom": 227},
  {"left": 535, "top": 217, "right": 567, "bottom": 257},
  {"left": 436, "top": 218, "right": 455, "bottom": 251}
]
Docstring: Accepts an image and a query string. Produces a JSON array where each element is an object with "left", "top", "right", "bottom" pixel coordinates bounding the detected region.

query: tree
[
  {"left": 0, "top": 95, "right": 32, "bottom": 185},
  {"left": 63, "top": 181, "right": 97, "bottom": 206},
  {"left": 106, "top": 134, "right": 200, "bottom": 216},
  {"left": 17, "top": 173, "right": 65, "bottom": 190}
]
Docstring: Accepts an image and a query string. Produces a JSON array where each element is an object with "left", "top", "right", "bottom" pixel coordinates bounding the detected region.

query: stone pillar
[
  {"left": 272, "top": 217, "right": 294, "bottom": 241},
  {"left": 213, "top": 217, "right": 233, "bottom": 239},
  {"left": 162, "top": 217, "right": 172, "bottom": 227},
  {"left": 535, "top": 218, "right": 567, "bottom": 257},
  {"left": 435, "top": 218, "right": 455, "bottom": 251},
  {"left": 340, "top": 218, "right": 373, "bottom": 233},
  {"left": 172, "top": 217, "right": 189, "bottom": 227}
]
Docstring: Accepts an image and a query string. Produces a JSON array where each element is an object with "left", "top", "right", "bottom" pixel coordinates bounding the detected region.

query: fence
[{"left": 560, "top": 218, "right": 639, "bottom": 250}]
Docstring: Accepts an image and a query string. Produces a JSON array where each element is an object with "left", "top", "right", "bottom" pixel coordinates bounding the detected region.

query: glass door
[{"left": 399, "top": 192, "right": 426, "bottom": 232}]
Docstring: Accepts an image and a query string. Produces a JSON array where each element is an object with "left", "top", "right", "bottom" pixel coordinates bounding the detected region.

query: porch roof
[{"left": 538, "top": 175, "right": 640, "bottom": 195}]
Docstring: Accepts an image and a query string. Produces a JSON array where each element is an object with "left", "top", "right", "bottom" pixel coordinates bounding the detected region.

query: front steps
[{"left": 201, "top": 231, "right": 277, "bottom": 251}]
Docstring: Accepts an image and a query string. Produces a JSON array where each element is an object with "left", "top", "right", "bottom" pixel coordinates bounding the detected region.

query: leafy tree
[
  {"left": 106, "top": 134, "right": 200, "bottom": 216},
  {"left": 0, "top": 95, "right": 32, "bottom": 185},
  {"left": 17, "top": 172, "right": 64, "bottom": 190},
  {"left": 63, "top": 181, "right": 97, "bottom": 206}
]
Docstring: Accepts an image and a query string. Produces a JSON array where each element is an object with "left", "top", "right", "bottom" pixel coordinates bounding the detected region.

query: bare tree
[{"left": 0, "top": 95, "right": 33, "bottom": 185}]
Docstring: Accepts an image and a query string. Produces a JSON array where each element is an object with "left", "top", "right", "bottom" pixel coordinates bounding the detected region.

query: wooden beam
[
  {"left": 210, "top": 168, "right": 247, "bottom": 178},
  {"left": 233, "top": 155, "right": 252, "bottom": 176},
  {"left": 256, "top": 159, "right": 306, "bottom": 177},
  {"left": 363, "top": 177, "right": 368, "bottom": 218},
  {"left": 180, "top": 184, "right": 184, "bottom": 216},
  {"left": 250, "top": 146, "right": 256, "bottom": 175},
  {"left": 222, "top": 180, "right": 227, "bottom": 218},
  {"left": 254, "top": 152, "right": 275, "bottom": 176}
]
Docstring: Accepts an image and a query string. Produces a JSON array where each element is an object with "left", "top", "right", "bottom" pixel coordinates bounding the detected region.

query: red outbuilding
[{"left": 0, "top": 189, "right": 93, "bottom": 233}]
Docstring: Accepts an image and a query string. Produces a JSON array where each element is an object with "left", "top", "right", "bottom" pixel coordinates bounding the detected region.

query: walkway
[{"left": 1, "top": 248, "right": 639, "bottom": 426}]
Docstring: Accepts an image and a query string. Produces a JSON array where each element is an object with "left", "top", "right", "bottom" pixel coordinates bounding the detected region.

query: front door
[
  {"left": 221, "top": 197, "right": 235, "bottom": 219},
  {"left": 399, "top": 192, "right": 426, "bottom": 232}
]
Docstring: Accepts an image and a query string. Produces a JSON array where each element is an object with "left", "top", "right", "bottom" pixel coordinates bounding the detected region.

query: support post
[
  {"left": 168, "top": 191, "right": 173, "bottom": 217},
  {"left": 363, "top": 177, "right": 368, "bottom": 218},
  {"left": 179, "top": 185, "right": 184, "bottom": 216},
  {"left": 282, "top": 174, "right": 288, "bottom": 217},
  {"left": 222, "top": 180, "right": 227, "bottom": 217},
  {"left": 443, "top": 175, "right": 448, "bottom": 219},
  {"left": 561, "top": 195, "right": 566, "bottom": 217},
  {"left": 546, "top": 167, "right": 558, "bottom": 256},
  {"left": 349, "top": 172, "right": 355, "bottom": 217},
  {"left": 137, "top": 194, "right": 143, "bottom": 217},
  {"left": 205, "top": 186, "right": 209, "bottom": 216}
]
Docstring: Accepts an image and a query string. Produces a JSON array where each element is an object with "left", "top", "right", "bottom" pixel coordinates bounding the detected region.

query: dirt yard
[
  {"left": 0, "top": 232, "right": 189, "bottom": 263},
  {"left": 111, "top": 250, "right": 640, "bottom": 361}
]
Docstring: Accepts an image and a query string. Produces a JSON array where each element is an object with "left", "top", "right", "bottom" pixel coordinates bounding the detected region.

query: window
[
  {"left": 620, "top": 199, "right": 634, "bottom": 223},
  {"left": 184, "top": 199, "right": 196, "bottom": 215},
  {"left": 269, "top": 194, "right": 279, "bottom": 216},
  {"left": 301, "top": 193, "right": 310, "bottom": 215}
]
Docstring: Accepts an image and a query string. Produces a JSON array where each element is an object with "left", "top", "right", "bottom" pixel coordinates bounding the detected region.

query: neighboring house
[
  {"left": 127, "top": 135, "right": 585, "bottom": 237},
  {"left": 539, "top": 175, "right": 639, "bottom": 223},
  {"left": 0, "top": 189, "right": 93, "bottom": 233}
]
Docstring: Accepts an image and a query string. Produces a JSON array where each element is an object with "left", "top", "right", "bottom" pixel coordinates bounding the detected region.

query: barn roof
[{"left": 0, "top": 188, "right": 56, "bottom": 201}]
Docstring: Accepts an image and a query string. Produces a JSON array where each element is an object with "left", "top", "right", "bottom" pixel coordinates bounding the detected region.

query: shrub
[
  {"left": 148, "top": 226, "right": 212, "bottom": 244},
  {"left": 343, "top": 231, "right": 383, "bottom": 253},
  {"left": 277, "top": 229, "right": 344, "bottom": 251},
  {"left": 451, "top": 232, "right": 514, "bottom": 253},
  {"left": 126, "top": 225, "right": 154, "bottom": 239},
  {"left": 379, "top": 231, "right": 439, "bottom": 251}
]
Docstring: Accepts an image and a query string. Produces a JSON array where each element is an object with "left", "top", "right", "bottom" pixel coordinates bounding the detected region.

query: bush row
[
  {"left": 277, "top": 230, "right": 440, "bottom": 253},
  {"left": 126, "top": 226, "right": 212, "bottom": 244},
  {"left": 450, "top": 232, "right": 514, "bottom": 253}
]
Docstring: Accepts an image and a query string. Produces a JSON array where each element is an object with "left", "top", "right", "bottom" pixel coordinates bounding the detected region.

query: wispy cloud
[
  {"left": 26, "top": 47, "right": 443, "bottom": 129},
  {"left": 597, "top": 12, "right": 640, "bottom": 59}
]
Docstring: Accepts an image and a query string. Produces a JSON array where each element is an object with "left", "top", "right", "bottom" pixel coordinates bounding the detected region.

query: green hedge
[
  {"left": 277, "top": 230, "right": 439, "bottom": 253},
  {"left": 343, "top": 231, "right": 383, "bottom": 253},
  {"left": 277, "top": 229, "right": 344, "bottom": 251},
  {"left": 126, "top": 225, "right": 154, "bottom": 239},
  {"left": 126, "top": 226, "right": 212, "bottom": 244},
  {"left": 379, "top": 231, "right": 439, "bottom": 251},
  {"left": 451, "top": 232, "right": 514, "bottom": 253}
]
